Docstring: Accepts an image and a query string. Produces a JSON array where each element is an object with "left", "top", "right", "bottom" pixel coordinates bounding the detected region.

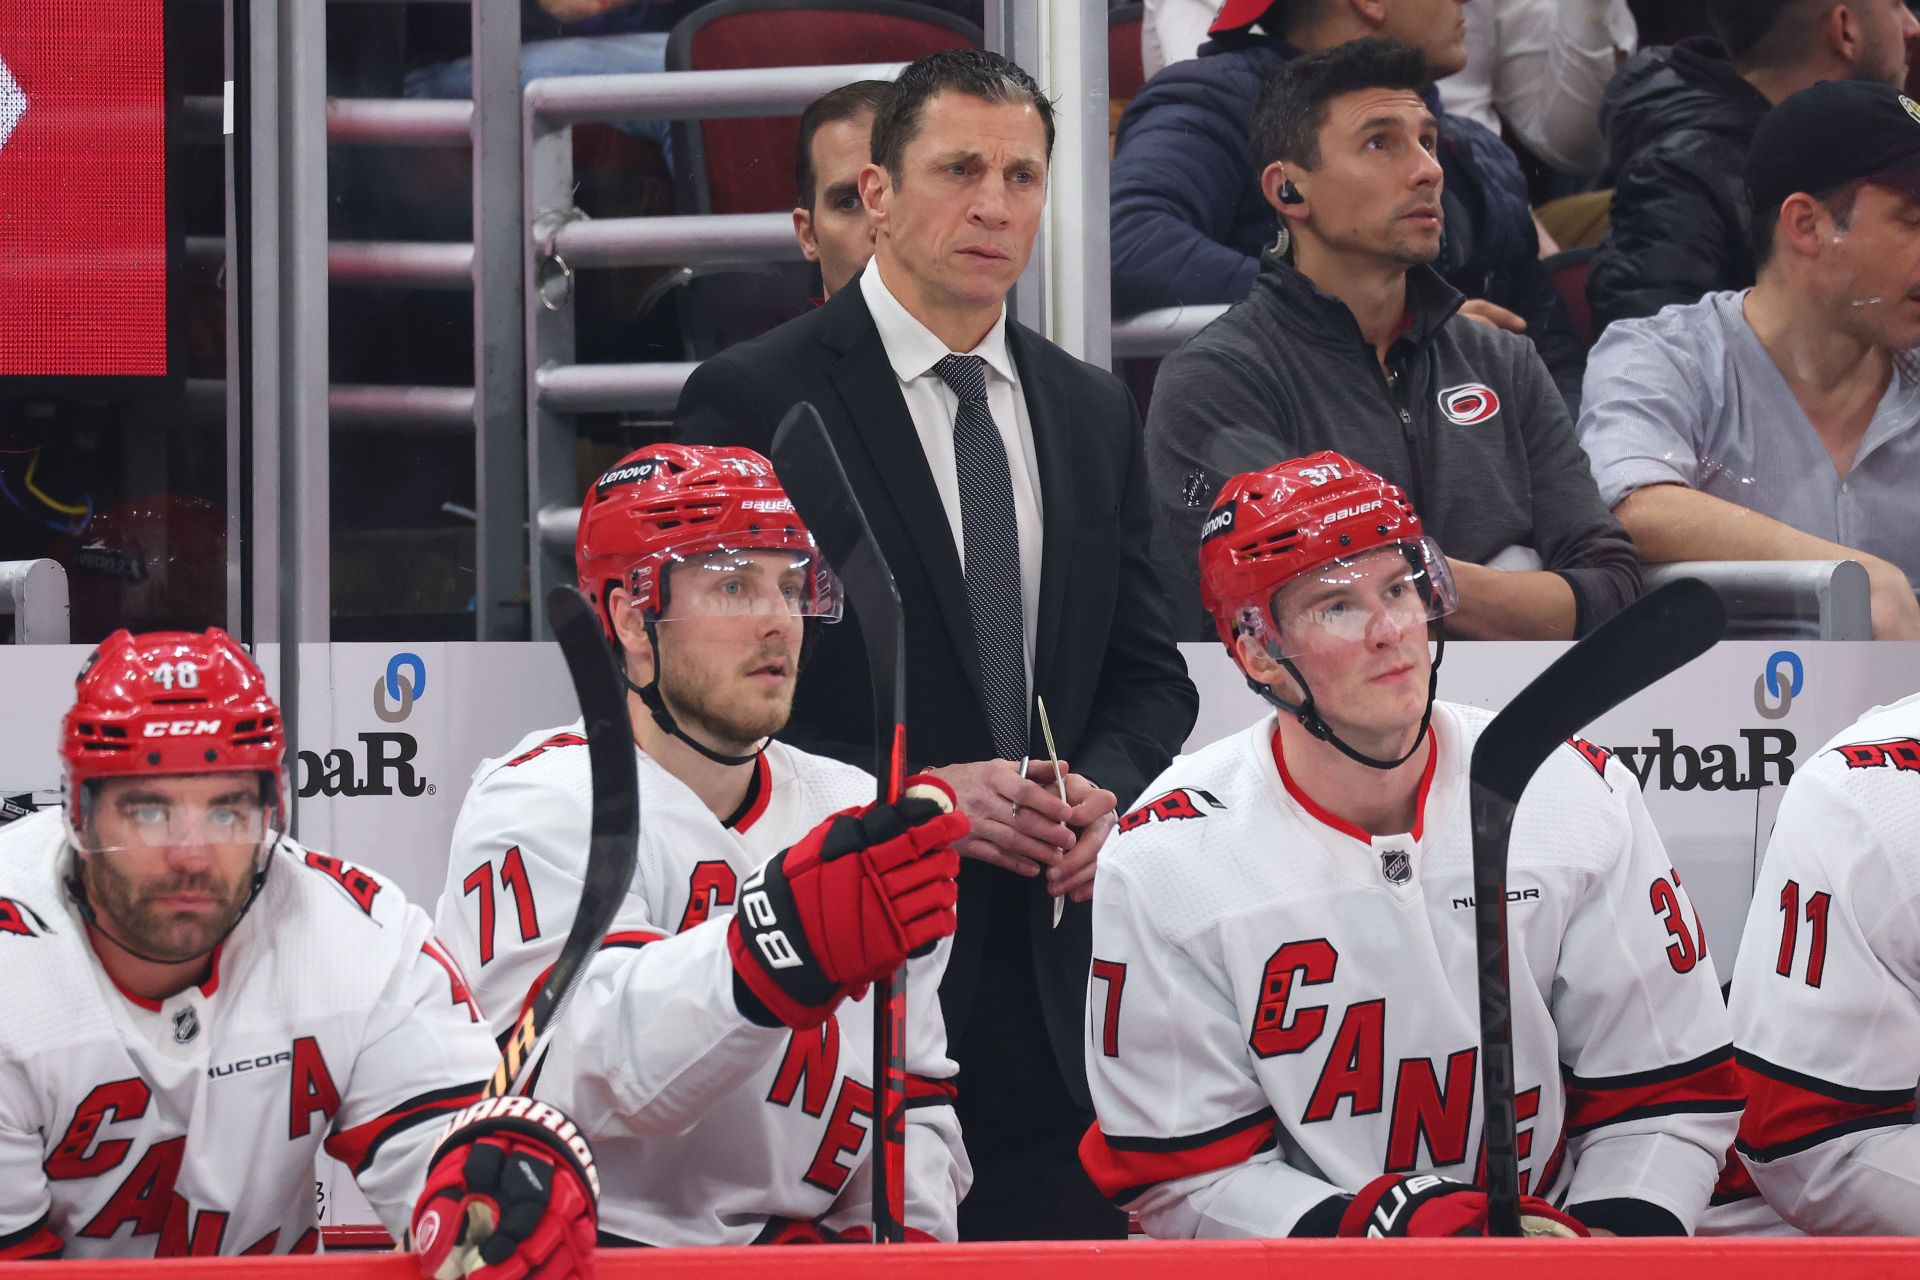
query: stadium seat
[
  {"left": 1543, "top": 245, "right": 1599, "bottom": 350},
  {"left": 1109, "top": 3, "right": 1145, "bottom": 152},
  {"left": 666, "top": 0, "right": 982, "bottom": 217}
]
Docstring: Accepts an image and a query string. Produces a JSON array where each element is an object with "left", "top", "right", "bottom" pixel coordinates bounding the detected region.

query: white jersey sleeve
[
  {"left": 437, "top": 731, "right": 785, "bottom": 1137},
  {"left": 0, "top": 1053, "right": 59, "bottom": 1259},
  {"left": 1728, "top": 720, "right": 1920, "bottom": 1235},
  {"left": 1081, "top": 859, "right": 1345, "bottom": 1238},
  {"left": 324, "top": 903, "right": 496, "bottom": 1237},
  {"left": 815, "top": 944, "right": 966, "bottom": 1242},
  {"left": 1544, "top": 749, "right": 1739, "bottom": 1230}
]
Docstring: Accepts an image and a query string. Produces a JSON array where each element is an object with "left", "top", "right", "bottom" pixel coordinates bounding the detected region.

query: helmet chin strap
[
  {"left": 1251, "top": 629, "right": 1447, "bottom": 772},
  {"left": 65, "top": 847, "right": 274, "bottom": 969},
  {"left": 630, "top": 616, "right": 765, "bottom": 769}
]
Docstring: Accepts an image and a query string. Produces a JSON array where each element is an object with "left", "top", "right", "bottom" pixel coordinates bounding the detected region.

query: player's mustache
[{"left": 141, "top": 873, "right": 234, "bottom": 901}]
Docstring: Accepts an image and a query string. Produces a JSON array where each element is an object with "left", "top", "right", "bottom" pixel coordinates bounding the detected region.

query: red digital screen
[{"left": 0, "top": 3, "right": 168, "bottom": 377}]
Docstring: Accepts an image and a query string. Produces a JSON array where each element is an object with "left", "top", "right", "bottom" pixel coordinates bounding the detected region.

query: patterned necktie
[{"left": 935, "top": 353, "right": 1028, "bottom": 760}]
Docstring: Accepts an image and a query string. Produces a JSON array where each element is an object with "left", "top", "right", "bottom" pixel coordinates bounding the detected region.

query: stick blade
[{"left": 1470, "top": 577, "right": 1726, "bottom": 803}]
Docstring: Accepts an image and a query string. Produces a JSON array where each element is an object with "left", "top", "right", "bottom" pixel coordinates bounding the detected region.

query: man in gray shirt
[{"left": 1577, "top": 79, "right": 1920, "bottom": 640}]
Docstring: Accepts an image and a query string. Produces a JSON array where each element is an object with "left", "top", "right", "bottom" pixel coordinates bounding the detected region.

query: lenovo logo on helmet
[
  {"left": 143, "top": 719, "right": 222, "bottom": 738},
  {"left": 1438, "top": 384, "right": 1500, "bottom": 426},
  {"left": 1201, "top": 503, "right": 1236, "bottom": 542},
  {"left": 1321, "top": 500, "right": 1383, "bottom": 526},
  {"left": 595, "top": 459, "right": 660, "bottom": 495}
]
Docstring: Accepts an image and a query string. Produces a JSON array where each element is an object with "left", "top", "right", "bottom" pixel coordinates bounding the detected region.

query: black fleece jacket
[{"left": 1146, "top": 251, "right": 1641, "bottom": 640}]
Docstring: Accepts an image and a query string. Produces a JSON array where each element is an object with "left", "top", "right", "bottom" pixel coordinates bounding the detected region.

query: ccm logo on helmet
[
  {"left": 1201, "top": 503, "right": 1237, "bottom": 542},
  {"left": 144, "top": 719, "right": 222, "bottom": 738},
  {"left": 1437, "top": 383, "right": 1501, "bottom": 426}
]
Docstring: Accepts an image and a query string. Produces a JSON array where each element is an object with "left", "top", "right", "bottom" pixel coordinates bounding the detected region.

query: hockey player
[
  {"left": 436, "top": 443, "right": 970, "bottom": 1245},
  {"left": 1726, "top": 693, "right": 1920, "bottom": 1233},
  {"left": 0, "top": 629, "right": 598, "bottom": 1275},
  {"left": 1079, "top": 453, "right": 1740, "bottom": 1238}
]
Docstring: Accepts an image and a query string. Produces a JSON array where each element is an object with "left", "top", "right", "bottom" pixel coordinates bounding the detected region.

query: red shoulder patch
[
  {"left": 1831, "top": 738, "right": 1920, "bottom": 774},
  {"left": 1566, "top": 737, "right": 1612, "bottom": 776},
  {"left": 1118, "top": 787, "right": 1223, "bottom": 834},
  {"left": 503, "top": 732, "right": 588, "bottom": 769},
  {"left": 304, "top": 852, "right": 382, "bottom": 915}
]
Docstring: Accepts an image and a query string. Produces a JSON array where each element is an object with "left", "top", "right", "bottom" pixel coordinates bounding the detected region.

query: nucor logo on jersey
[
  {"left": 1321, "top": 500, "right": 1383, "bottom": 526},
  {"left": 1607, "top": 728, "right": 1795, "bottom": 792},
  {"left": 142, "top": 719, "right": 222, "bottom": 738},
  {"left": 208, "top": 1049, "right": 291, "bottom": 1079}
]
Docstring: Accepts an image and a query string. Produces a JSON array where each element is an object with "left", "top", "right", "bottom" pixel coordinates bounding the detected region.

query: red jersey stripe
[
  {"left": 1079, "top": 1109, "right": 1279, "bottom": 1203},
  {"left": 1562, "top": 1046, "right": 1741, "bottom": 1136},
  {"left": 1735, "top": 1050, "right": 1916, "bottom": 1161}
]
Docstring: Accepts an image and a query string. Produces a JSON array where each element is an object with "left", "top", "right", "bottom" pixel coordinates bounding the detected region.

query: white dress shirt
[
  {"left": 860, "top": 261, "right": 1044, "bottom": 695},
  {"left": 1437, "top": 0, "right": 1637, "bottom": 178}
]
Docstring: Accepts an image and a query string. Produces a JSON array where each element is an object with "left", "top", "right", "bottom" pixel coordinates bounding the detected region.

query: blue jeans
[{"left": 405, "top": 32, "right": 674, "bottom": 169}]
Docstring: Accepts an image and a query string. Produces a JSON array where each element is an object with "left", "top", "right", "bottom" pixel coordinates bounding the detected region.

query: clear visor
[
  {"left": 1237, "top": 537, "right": 1458, "bottom": 660},
  {"left": 648, "top": 546, "right": 844, "bottom": 623},
  {"left": 71, "top": 777, "right": 279, "bottom": 857}
]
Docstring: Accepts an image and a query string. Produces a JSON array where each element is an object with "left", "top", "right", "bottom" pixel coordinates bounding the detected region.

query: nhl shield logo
[
  {"left": 1380, "top": 849, "right": 1411, "bottom": 885},
  {"left": 172, "top": 1007, "right": 200, "bottom": 1045}
]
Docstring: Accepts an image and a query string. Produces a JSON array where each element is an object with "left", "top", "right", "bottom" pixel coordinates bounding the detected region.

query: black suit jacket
[{"left": 674, "top": 278, "right": 1196, "bottom": 1108}]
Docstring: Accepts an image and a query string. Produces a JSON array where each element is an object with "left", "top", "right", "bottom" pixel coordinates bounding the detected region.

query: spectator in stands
[
  {"left": 405, "top": 0, "right": 695, "bottom": 168},
  {"left": 1146, "top": 39, "right": 1640, "bottom": 643},
  {"left": 1587, "top": 0, "right": 1918, "bottom": 333},
  {"left": 1110, "top": 0, "right": 1589, "bottom": 406},
  {"left": 1439, "top": 0, "right": 1638, "bottom": 180},
  {"left": 1577, "top": 80, "right": 1920, "bottom": 640},
  {"left": 792, "top": 81, "right": 891, "bottom": 300},
  {"left": 676, "top": 48, "right": 1196, "bottom": 1242}
]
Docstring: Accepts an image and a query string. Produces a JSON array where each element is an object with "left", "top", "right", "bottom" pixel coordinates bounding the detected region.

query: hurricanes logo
[
  {"left": 1437, "top": 383, "right": 1501, "bottom": 426},
  {"left": 1902, "top": 94, "right": 1920, "bottom": 127}
]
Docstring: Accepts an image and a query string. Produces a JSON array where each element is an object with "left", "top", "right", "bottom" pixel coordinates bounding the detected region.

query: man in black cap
[{"left": 1577, "top": 78, "right": 1920, "bottom": 641}]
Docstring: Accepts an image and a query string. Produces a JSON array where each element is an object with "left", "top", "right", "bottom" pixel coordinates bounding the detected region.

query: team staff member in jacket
[
  {"left": 1146, "top": 39, "right": 1639, "bottom": 643},
  {"left": 1083, "top": 455, "right": 1739, "bottom": 1238},
  {"left": 676, "top": 50, "right": 1197, "bottom": 1240},
  {"left": 1109, "top": 0, "right": 1588, "bottom": 406}
]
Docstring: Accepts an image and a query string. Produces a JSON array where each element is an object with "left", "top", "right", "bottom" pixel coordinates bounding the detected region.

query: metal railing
[
  {"left": 0, "top": 561, "right": 70, "bottom": 644},
  {"left": 1111, "top": 305, "right": 1230, "bottom": 359},
  {"left": 1646, "top": 560, "right": 1874, "bottom": 641},
  {"left": 520, "top": 62, "right": 908, "bottom": 633}
]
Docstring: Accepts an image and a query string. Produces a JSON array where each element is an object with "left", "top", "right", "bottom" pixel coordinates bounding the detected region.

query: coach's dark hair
[
  {"left": 870, "top": 49, "right": 1055, "bottom": 184},
  {"left": 795, "top": 80, "right": 894, "bottom": 212},
  {"left": 1707, "top": 0, "right": 1834, "bottom": 73},
  {"left": 1249, "top": 37, "right": 1430, "bottom": 171}
]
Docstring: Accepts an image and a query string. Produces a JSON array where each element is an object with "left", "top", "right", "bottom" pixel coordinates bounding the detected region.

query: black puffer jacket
[{"left": 1586, "top": 38, "right": 1772, "bottom": 334}]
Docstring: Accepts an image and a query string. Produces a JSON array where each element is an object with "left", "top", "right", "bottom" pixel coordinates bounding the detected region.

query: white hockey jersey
[
  {"left": 0, "top": 810, "right": 498, "bottom": 1260},
  {"left": 1727, "top": 692, "right": 1920, "bottom": 1234},
  {"left": 1080, "top": 704, "right": 1739, "bottom": 1238},
  {"left": 435, "top": 725, "right": 968, "bottom": 1246}
]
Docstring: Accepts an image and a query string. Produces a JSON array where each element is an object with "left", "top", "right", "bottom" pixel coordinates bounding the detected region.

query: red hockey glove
[
  {"left": 729, "top": 776, "right": 965, "bottom": 1029},
  {"left": 413, "top": 1096, "right": 600, "bottom": 1280},
  {"left": 1338, "top": 1174, "right": 1588, "bottom": 1238}
]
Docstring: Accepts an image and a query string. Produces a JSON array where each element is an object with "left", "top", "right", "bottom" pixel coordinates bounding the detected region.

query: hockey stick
[
  {"left": 769, "top": 401, "right": 910, "bottom": 1244},
  {"left": 1470, "top": 577, "right": 1725, "bottom": 1235},
  {"left": 484, "top": 586, "right": 641, "bottom": 1100}
]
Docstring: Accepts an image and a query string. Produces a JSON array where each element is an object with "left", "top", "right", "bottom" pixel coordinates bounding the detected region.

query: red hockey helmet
[
  {"left": 60, "top": 628, "right": 286, "bottom": 837},
  {"left": 575, "top": 444, "right": 842, "bottom": 637},
  {"left": 1198, "top": 451, "right": 1457, "bottom": 664}
]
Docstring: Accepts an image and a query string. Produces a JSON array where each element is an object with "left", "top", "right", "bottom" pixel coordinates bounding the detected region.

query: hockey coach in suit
[{"left": 676, "top": 48, "right": 1196, "bottom": 1240}]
